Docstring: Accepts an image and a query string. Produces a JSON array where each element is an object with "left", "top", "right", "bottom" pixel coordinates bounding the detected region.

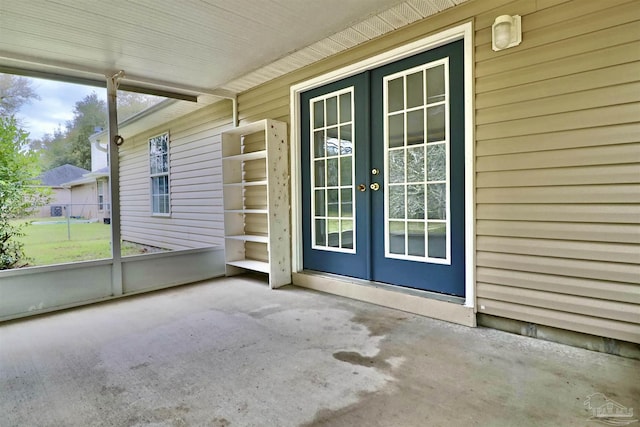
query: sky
[{"left": 15, "top": 76, "right": 107, "bottom": 141}]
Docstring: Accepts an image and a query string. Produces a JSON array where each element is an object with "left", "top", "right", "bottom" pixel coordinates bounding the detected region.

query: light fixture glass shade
[{"left": 492, "top": 15, "right": 522, "bottom": 51}]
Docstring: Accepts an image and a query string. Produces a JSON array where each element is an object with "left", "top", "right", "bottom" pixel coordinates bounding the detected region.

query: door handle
[
  {"left": 358, "top": 184, "right": 367, "bottom": 192},
  {"left": 370, "top": 183, "right": 380, "bottom": 191}
]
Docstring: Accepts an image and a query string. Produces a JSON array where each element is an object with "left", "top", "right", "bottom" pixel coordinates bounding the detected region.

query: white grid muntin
[
  {"left": 309, "top": 86, "right": 357, "bottom": 254},
  {"left": 382, "top": 58, "right": 451, "bottom": 264}
]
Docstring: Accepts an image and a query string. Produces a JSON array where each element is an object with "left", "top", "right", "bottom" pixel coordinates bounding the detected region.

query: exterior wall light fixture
[{"left": 492, "top": 14, "right": 522, "bottom": 51}]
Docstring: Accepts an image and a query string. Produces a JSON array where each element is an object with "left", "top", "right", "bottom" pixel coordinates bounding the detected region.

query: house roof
[
  {"left": 0, "top": 0, "right": 467, "bottom": 100},
  {"left": 60, "top": 167, "right": 110, "bottom": 188},
  {"left": 91, "top": 167, "right": 109, "bottom": 175},
  {"left": 38, "top": 164, "right": 90, "bottom": 187}
]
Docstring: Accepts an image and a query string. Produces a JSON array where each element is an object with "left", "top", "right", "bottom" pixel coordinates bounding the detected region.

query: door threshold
[
  {"left": 293, "top": 270, "right": 475, "bottom": 327},
  {"left": 302, "top": 270, "right": 465, "bottom": 304}
]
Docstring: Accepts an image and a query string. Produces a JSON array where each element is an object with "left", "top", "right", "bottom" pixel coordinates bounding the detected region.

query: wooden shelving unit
[{"left": 221, "top": 119, "right": 291, "bottom": 288}]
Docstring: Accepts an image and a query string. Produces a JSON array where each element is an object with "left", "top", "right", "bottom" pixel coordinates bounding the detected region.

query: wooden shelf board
[
  {"left": 224, "top": 209, "right": 268, "bottom": 214},
  {"left": 223, "top": 180, "right": 268, "bottom": 187},
  {"left": 222, "top": 120, "right": 267, "bottom": 136},
  {"left": 222, "top": 150, "right": 266, "bottom": 162},
  {"left": 226, "top": 259, "right": 270, "bottom": 273},
  {"left": 226, "top": 235, "right": 269, "bottom": 243}
]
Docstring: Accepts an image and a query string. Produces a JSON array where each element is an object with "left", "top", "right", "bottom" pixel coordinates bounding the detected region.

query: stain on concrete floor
[{"left": 1, "top": 275, "right": 638, "bottom": 427}]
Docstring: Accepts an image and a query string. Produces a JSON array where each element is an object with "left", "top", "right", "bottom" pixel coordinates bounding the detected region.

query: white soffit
[
  {"left": 0, "top": 0, "right": 466, "bottom": 98},
  {"left": 222, "top": 0, "right": 467, "bottom": 93}
]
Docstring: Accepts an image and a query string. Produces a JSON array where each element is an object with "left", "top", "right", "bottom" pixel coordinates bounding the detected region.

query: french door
[{"left": 301, "top": 40, "right": 465, "bottom": 296}]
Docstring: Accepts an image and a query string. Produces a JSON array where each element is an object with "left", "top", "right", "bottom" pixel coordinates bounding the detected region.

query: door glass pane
[
  {"left": 327, "top": 189, "right": 339, "bottom": 217},
  {"left": 314, "top": 190, "right": 325, "bottom": 216},
  {"left": 427, "top": 222, "right": 446, "bottom": 259},
  {"left": 427, "top": 183, "right": 446, "bottom": 220},
  {"left": 314, "top": 160, "right": 325, "bottom": 187},
  {"left": 388, "top": 149, "right": 405, "bottom": 183},
  {"left": 328, "top": 219, "right": 340, "bottom": 247},
  {"left": 327, "top": 127, "right": 339, "bottom": 155},
  {"left": 406, "top": 71, "right": 424, "bottom": 109},
  {"left": 407, "top": 146, "right": 424, "bottom": 183},
  {"left": 388, "top": 77, "right": 404, "bottom": 112},
  {"left": 340, "top": 93, "right": 352, "bottom": 122},
  {"left": 326, "top": 96, "right": 338, "bottom": 126},
  {"left": 340, "top": 125, "right": 352, "bottom": 154},
  {"left": 388, "top": 114, "right": 404, "bottom": 148},
  {"left": 406, "top": 109, "right": 424, "bottom": 146},
  {"left": 342, "top": 220, "right": 354, "bottom": 249},
  {"left": 315, "top": 219, "right": 326, "bottom": 246},
  {"left": 407, "top": 222, "right": 425, "bottom": 257},
  {"left": 407, "top": 184, "right": 425, "bottom": 219},
  {"left": 427, "top": 105, "right": 445, "bottom": 143},
  {"left": 314, "top": 130, "right": 325, "bottom": 157},
  {"left": 340, "top": 156, "right": 352, "bottom": 186},
  {"left": 384, "top": 60, "right": 449, "bottom": 263},
  {"left": 389, "top": 221, "right": 405, "bottom": 255},
  {"left": 314, "top": 100, "right": 324, "bottom": 128},
  {"left": 326, "top": 158, "right": 338, "bottom": 186},
  {"left": 388, "top": 185, "right": 405, "bottom": 219},
  {"left": 427, "top": 143, "right": 446, "bottom": 181},
  {"left": 426, "top": 65, "right": 445, "bottom": 104},
  {"left": 341, "top": 188, "right": 352, "bottom": 217}
]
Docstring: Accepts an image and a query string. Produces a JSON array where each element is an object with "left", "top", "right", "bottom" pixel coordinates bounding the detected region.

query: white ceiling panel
[{"left": 0, "top": 0, "right": 466, "bottom": 98}]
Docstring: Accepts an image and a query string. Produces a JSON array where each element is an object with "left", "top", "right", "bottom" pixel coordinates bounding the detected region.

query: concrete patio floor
[{"left": 1, "top": 275, "right": 638, "bottom": 427}]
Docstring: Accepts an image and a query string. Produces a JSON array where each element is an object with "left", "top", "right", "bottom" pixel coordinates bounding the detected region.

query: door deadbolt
[
  {"left": 370, "top": 182, "right": 380, "bottom": 191},
  {"left": 371, "top": 168, "right": 379, "bottom": 175}
]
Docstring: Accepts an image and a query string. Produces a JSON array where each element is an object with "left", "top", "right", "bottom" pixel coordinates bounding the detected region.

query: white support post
[{"left": 107, "top": 72, "right": 123, "bottom": 296}]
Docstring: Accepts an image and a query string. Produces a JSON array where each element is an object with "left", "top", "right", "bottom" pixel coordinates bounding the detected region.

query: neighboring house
[
  {"left": 37, "top": 156, "right": 110, "bottom": 222},
  {"left": 61, "top": 167, "right": 110, "bottom": 222},
  {"left": 50, "top": 130, "right": 112, "bottom": 223},
  {"left": 35, "top": 164, "right": 89, "bottom": 218},
  {"left": 1, "top": 0, "right": 638, "bottom": 352}
]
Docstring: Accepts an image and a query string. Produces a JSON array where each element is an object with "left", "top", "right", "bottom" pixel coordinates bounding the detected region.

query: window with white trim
[
  {"left": 149, "top": 132, "right": 170, "bottom": 215},
  {"left": 97, "top": 180, "right": 104, "bottom": 211}
]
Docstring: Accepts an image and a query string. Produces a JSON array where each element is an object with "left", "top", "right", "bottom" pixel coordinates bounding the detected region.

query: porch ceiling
[{"left": 0, "top": 0, "right": 467, "bottom": 99}]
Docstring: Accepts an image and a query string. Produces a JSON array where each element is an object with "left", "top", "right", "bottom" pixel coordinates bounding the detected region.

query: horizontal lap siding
[
  {"left": 475, "top": 0, "right": 640, "bottom": 343},
  {"left": 236, "top": 0, "right": 640, "bottom": 342},
  {"left": 119, "top": 102, "right": 233, "bottom": 250}
]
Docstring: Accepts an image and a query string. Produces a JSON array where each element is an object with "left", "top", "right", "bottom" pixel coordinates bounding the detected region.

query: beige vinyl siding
[
  {"left": 69, "top": 183, "right": 98, "bottom": 219},
  {"left": 474, "top": 0, "right": 640, "bottom": 344},
  {"left": 119, "top": 101, "right": 233, "bottom": 250},
  {"left": 236, "top": 0, "right": 640, "bottom": 343}
]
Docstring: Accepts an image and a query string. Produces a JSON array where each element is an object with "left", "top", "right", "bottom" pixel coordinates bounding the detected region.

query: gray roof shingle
[{"left": 38, "top": 164, "right": 90, "bottom": 187}]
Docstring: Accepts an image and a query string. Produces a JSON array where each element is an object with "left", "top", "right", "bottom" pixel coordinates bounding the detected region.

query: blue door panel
[
  {"left": 300, "top": 73, "right": 370, "bottom": 279},
  {"left": 370, "top": 39, "right": 465, "bottom": 296},
  {"left": 301, "top": 40, "right": 465, "bottom": 297}
]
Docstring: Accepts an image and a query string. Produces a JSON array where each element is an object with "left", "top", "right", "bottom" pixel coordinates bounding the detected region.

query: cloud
[{"left": 15, "top": 76, "right": 107, "bottom": 140}]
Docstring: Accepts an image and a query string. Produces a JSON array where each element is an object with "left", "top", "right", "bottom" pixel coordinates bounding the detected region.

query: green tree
[
  {"left": 35, "top": 92, "right": 106, "bottom": 170},
  {"left": 0, "top": 116, "right": 49, "bottom": 269},
  {"left": 33, "top": 90, "right": 160, "bottom": 170},
  {"left": 66, "top": 92, "right": 107, "bottom": 170},
  {"left": 0, "top": 74, "right": 40, "bottom": 117},
  {"left": 33, "top": 127, "right": 71, "bottom": 169},
  {"left": 117, "top": 91, "right": 162, "bottom": 120}
]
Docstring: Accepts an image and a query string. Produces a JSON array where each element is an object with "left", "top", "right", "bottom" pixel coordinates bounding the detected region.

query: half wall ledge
[{"left": 292, "top": 271, "right": 476, "bottom": 327}]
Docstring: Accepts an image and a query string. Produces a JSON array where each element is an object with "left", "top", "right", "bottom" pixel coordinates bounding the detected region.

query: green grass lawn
[{"left": 14, "top": 219, "right": 146, "bottom": 266}]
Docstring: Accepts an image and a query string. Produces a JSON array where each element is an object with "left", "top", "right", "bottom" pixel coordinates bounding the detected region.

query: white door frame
[{"left": 290, "top": 22, "right": 475, "bottom": 308}]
